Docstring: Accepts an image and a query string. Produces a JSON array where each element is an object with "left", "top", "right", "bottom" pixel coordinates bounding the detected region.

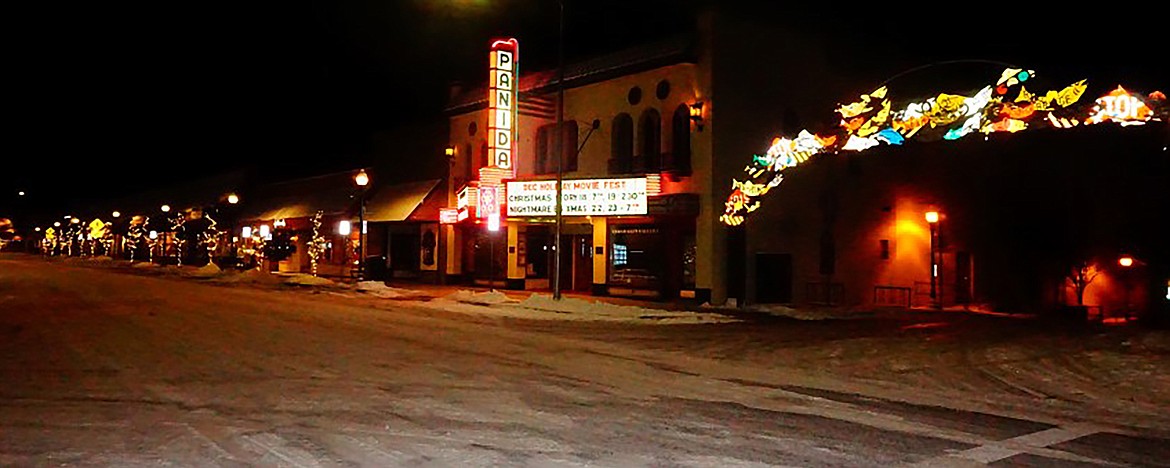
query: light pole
[
  {"left": 553, "top": 0, "right": 565, "bottom": 300},
  {"left": 926, "top": 210, "right": 941, "bottom": 309},
  {"left": 354, "top": 169, "right": 370, "bottom": 281}
]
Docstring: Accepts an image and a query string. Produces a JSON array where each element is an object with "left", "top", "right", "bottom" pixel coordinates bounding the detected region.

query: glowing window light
[
  {"left": 338, "top": 220, "right": 352, "bottom": 236},
  {"left": 259, "top": 224, "right": 271, "bottom": 240},
  {"left": 242, "top": 226, "right": 253, "bottom": 238},
  {"left": 613, "top": 244, "right": 628, "bottom": 265}
]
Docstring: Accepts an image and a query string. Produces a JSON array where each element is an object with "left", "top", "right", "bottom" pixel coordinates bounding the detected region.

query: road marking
[{"left": 910, "top": 423, "right": 1115, "bottom": 466}]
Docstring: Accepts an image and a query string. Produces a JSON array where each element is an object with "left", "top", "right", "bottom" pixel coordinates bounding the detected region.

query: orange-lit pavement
[{"left": 3, "top": 254, "right": 1169, "bottom": 466}]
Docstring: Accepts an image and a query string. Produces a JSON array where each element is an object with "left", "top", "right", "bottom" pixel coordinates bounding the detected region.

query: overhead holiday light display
[{"left": 720, "top": 69, "right": 1166, "bottom": 225}]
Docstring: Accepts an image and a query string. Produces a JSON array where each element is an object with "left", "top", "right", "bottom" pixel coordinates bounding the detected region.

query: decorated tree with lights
[
  {"left": 124, "top": 216, "right": 150, "bottom": 262},
  {"left": 307, "top": 210, "right": 327, "bottom": 276},
  {"left": 175, "top": 208, "right": 218, "bottom": 266}
]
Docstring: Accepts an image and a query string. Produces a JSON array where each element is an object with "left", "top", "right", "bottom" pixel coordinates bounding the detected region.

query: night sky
[{"left": 4, "top": 1, "right": 1166, "bottom": 224}]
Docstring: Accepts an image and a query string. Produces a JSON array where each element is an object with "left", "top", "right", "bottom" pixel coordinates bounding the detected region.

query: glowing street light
[
  {"left": 112, "top": 211, "right": 121, "bottom": 218},
  {"left": 53, "top": 222, "right": 61, "bottom": 227},
  {"left": 926, "top": 210, "right": 942, "bottom": 309},
  {"left": 1119, "top": 255, "right": 1135, "bottom": 268},
  {"left": 17, "top": 191, "right": 25, "bottom": 196},
  {"left": 160, "top": 205, "right": 171, "bottom": 213},
  {"left": 242, "top": 226, "right": 253, "bottom": 238},
  {"left": 34, "top": 227, "right": 41, "bottom": 232},
  {"left": 227, "top": 193, "right": 240, "bottom": 205},
  {"left": 353, "top": 169, "right": 371, "bottom": 280},
  {"left": 70, "top": 217, "right": 80, "bottom": 224}
]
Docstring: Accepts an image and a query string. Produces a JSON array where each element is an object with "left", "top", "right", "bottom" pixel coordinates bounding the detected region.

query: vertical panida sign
[{"left": 488, "top": 38, "right": 519, "bottom": 174}]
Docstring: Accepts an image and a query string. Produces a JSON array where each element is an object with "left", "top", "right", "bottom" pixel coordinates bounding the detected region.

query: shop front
[{"left": 445, "top": 175, "right": 696, "bottom": 299}]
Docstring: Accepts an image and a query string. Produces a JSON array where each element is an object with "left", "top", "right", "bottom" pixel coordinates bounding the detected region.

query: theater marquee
[{"left": 507, "top": 177, "right": 648, "bottom": 217}]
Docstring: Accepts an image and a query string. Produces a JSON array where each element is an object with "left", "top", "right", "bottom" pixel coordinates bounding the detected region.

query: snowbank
[
  {"left": 210, "top": 269, "right": 285, "bottom": 285},
  {"left": 281, "top": 273, "right": 336, "bottom": 287},
  {"left": 355, "top": 281, "right": 429, "bottom": 299},
  {"left": 743, "top": 304, "right": 869, "bottom": 321},
  {"left": 131, "top": 261, "right": 159, "bottom": 269},
  {"left": 180, "top": 263, "right": 222, "bottom": 278},
  {"left": 518, "top": 294, "right": 734, "bottom": 323},
  {"left": 446, "top": 289, "right": 515, "bottom": 305},
  {"left": 426, "top": 291, "right": 735, "bottom": 324}
]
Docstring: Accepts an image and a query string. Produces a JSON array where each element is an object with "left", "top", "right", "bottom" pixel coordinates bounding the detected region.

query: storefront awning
[{"left": 363, "top": 179, "right": 442, "bottom": 223}]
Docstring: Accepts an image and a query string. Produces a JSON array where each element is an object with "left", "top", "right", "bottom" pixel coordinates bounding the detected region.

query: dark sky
[{"left": 4, "top": 1, "right": 1166, "bottom": 221}]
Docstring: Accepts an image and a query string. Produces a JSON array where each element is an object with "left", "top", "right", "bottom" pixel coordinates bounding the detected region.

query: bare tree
[{"left": 1066, "top": 261, "right": 1100, "bottom": 306}]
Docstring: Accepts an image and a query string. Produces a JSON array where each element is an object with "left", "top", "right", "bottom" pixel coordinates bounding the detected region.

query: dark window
[
  {"left": 563, "top": 120, "right": 579, "bottom": 172},
  {"left": 668, "top": 104, "right": 692, "bottom": 173},
  {"left": 536, "top": 121, "right": 579, "bottom": 175},
  {"left": 655, "top": 80, "right": 671, "bottom": 100},
  {"left": 880, "top": 239, "right": 890, "bottom": 260},
  {"left": 609, "top": 113, "right": 633, "bottom": 174},
  {"left": 637, "top": 109, "right": 661, "bottom": 172},
  {"left": 627, "top": 86, "right": 642, "bottom": 105},
  {"left": 463, "top": 143, "right": 474, "bottom": 182},
  {"left": 468, "top": 121, "right": 478, "bottom": 136},
  {"left": 479, "top": 140, "right": 489, "bottom": 171},
  {"left": 536, "top": 125, "right": 552, "bottom": 174}
]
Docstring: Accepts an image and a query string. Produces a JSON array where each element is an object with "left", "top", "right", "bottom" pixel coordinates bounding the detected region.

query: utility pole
[{"left": 552, "top": 0, "right": 565, "bottom": 300}]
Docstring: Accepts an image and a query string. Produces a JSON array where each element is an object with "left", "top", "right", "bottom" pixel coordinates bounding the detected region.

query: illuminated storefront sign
[
  {"left": 507, "top": 177, "right": 648, "bottom": 217},
  {"left": 478, "top": 186, "right": 499, "bottom": 218},
  {"left": 439, "top": 208, "right": 459, "bottom": 224},
  {"left": 488, "top": 39, "right": 518, "bottom": 172}
]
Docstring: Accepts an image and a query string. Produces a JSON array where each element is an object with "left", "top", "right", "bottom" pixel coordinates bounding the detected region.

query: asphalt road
[{"left": 2, "top": 255, "right": 1168, "bottom": 467}]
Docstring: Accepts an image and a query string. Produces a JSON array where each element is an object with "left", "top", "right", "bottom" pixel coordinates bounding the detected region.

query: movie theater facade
[{"left": 439, "top": 37, "right": 711, "bottom": 299}]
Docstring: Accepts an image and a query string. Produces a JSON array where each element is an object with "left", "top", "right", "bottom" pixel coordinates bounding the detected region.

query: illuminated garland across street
[{"left": 720, "top": 69, "right": 1167, "bottom": 226}]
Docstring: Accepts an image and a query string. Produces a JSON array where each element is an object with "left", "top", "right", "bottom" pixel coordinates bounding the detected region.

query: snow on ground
[
  {"left": 179, "top": 263, "right": 222, "bottom": 278},
  {"left": 738, "top": 303, "right": 863, "bottom": 320},
  {"left": 428, "top": 290, "right": 737, "bottom": 324},
  {"left": 280, "top": 273, "right": 337, "bottom": 287},
  {"left": 354, "top": 281, "right": 430, "bottom": 299},
  {"left": 208, "top": 269, "right": 285, "bottom": 285}
]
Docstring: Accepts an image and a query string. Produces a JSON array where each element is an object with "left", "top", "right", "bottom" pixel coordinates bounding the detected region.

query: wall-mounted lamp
[
  {"left": 444, "top": 145, "right": 456, "bottom": 160},
  {"left": 338, "top": 220, "right": 352, "bottom": 236},
  {"left": 689, "top": 101, "right": 705, "bottom": 131}
]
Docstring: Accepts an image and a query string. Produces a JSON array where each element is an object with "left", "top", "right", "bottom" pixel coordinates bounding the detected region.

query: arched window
[
  {"left": 535, "top": 121, "right": 579, "bottom": 175},
  {"left": 462, "top": 143, "right": 474, "bottom": 182},
  {"left": 669, "top": 104, "right": 692, "bottom": 174},
  {"left": 609, "top": 113, "right": 633, "bottom": 174},
  {"left": 638, "top": 109, "right": 661, "bottom": 172}
]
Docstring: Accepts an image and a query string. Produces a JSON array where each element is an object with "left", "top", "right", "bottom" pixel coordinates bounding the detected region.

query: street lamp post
[
  {"left": 354, "top": 169, "right": 370, "bottom": 281},
  {"left": 926, "top": 211, "right": 941, "bottom": 309},
  {"left": 552, "top": 0, "right": 566, "bottom": 300}
]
